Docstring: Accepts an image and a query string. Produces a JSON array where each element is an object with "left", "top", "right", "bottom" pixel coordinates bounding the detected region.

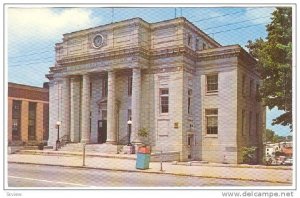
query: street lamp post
[
  {"left": 55, "top": 121, "right": 61, "bottom": 151},
  {"left": 127, "top": 119, "right": 132, "bottom": 146}
]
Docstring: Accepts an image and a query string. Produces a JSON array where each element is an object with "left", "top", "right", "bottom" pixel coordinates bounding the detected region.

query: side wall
[
  {"left": 236, "top": 65, "right": 264, "bottom": 164},
  {"left": 197, "top": 57, "right": 238, "bottom": 163}
]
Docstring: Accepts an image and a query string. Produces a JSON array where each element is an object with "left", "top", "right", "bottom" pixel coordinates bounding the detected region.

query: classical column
[
  {"left": 106, "top": 70, "right": 116, "bottom": 144},
  {"left": 81, "top": 74, "right": 91, "bottom": 143},
  {"left": 61, "top": 77, "right": 70, "bottom": 140},
  {"left": 70, "top": 77, "right": 81, "bottom": 142},
  {"left": 131, "top": 67, "right": 141, "bottom": 144}
]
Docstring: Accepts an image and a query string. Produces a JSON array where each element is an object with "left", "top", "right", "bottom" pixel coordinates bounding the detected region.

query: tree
[
  {"left": 247, "top": 8, "right": 292, "bottom": 129},
  {"left": 266, "top": 129, "right": 275, "bottom": 142},
  {"left": 266, "top": 128, "right": 288, "bottom": 143}
]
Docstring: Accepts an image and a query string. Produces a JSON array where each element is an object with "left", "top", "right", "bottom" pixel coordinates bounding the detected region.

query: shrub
[{"left": 242, "top": 146, "right": 257, "bottom": 164}]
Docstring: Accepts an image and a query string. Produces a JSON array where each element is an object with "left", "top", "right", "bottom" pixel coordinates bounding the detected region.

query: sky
[{"left": 6, "top": 6, "right": 292, "bottom": 136}]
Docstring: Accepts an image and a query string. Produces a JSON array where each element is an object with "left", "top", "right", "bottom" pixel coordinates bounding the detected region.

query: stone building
[
  {"left": 8, "top": 82, "right": 49, "bottom": 146},
  {"left": 46, "top": 17, "right": 265, "bottom": 163}
]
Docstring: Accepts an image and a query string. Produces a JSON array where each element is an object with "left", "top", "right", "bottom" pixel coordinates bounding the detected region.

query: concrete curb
[
  {"left": 175, "top": 162, "right": 292, "bottom": 170},
  {"left": 16, "top": 151, "right": 292, "bottom": 170},
  {"left": 8, "top": 161, "right": 292, "bottom": 185}
]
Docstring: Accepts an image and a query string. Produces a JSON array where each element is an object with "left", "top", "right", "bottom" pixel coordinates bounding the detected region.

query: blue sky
[{"left": 6, "top": 7, "right": 292, "bottom": 136}]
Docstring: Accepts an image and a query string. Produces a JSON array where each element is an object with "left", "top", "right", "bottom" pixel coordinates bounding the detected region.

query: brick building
[
  {"left": 46, "top": 17, "right": 265, "bottom": 163},
  {"left": 8, "top": 82, "right": 49, "bottom": 146}
]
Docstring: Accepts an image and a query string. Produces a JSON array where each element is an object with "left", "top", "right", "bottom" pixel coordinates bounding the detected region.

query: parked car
[
  {"left": 283, "top": 158, "right": 293, "bottom": 165},
  {"left": 276, "top": 156, "right": 286, "bottom": 165}
]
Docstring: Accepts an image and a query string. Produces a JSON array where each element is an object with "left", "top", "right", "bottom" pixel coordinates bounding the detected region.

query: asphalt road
[{"left": 7, "top": 163, "right": 285, "bottom": 187}]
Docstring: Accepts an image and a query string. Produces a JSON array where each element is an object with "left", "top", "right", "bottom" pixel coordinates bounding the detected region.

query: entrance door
[{"left": 98, "top": 120, "right": 107, "bottom": 144}]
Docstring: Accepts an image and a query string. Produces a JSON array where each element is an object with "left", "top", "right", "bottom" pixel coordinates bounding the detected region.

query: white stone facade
[{"left": 46, "top": 17, "right": 264, "bottom": 163}]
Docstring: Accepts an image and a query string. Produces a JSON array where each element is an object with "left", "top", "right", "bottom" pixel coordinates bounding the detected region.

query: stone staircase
[{"left": 59, "top": 143, "right": 125, "bottom": 154}]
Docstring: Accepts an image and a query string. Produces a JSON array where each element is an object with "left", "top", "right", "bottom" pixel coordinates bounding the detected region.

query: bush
[
  {"left": 138, "top": 128, "right": 149, "bottom": 138},
  {"left": 242, "top": 146, "right": 257, "bottom": 164}
]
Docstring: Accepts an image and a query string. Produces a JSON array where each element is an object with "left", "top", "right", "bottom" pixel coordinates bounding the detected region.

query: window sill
[
  {"left": 158, "top": 113, "right": 169, "bottom": 118},
  {"left": 204, "top": 134, "right": 218, "bottom": 138},
  {"left": 205, "top": 92, "right": 218, "bottom": 96}
]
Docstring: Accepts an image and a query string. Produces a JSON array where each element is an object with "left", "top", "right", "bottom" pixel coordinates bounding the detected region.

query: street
[{"left": 7, "top": 163, "right": 287, "bottom": 187}]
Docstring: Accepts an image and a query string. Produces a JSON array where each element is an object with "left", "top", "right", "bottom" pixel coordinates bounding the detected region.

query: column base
[
  {"left": 80, "top": 139, "right": 90, "bottom": 144},
  {"left": 105, "top": 140, "right": 117, "bottom": 145}
]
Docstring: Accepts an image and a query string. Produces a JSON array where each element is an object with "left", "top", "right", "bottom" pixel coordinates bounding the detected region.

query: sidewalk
[{"left": 7, "top": 152, "right": 293, "bottom": 184}]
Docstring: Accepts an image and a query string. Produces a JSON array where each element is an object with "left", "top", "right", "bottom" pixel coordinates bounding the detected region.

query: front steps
[{"left": 59, "top": 143, "right": 124, "bottom": 154}]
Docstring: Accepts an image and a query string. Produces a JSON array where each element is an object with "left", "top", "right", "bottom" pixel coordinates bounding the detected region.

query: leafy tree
[
  {"left": 266, "top": 129, "right": 275, "bottom": 142},
  {"left": 266, "top": 128, "right": 288, "bottom": 143},
  {"left": 247, "top": 8, "right": 292, "bottom": 129}
]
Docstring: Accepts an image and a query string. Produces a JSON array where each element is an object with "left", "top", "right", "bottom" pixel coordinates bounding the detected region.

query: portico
[{"left": 51, "top": 66, "right": 143, "bottom": 146}]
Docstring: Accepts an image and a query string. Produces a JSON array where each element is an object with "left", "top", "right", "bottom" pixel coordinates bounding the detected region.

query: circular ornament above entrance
[{"left": 92, "top": 34, "right": 104, "bottom": 48}]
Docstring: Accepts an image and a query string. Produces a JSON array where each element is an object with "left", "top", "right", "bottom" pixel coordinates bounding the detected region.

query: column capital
[{"left": 107, "top": 69, "right": 116, "bottom": 74}]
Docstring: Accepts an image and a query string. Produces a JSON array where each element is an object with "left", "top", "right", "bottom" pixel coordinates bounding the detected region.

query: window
[
  {"left": 90, "top": 82, "right": 92, "bottom": 97},
  {"left": 160, "top": 88, "right": 169, "bottom": 114},
  {"left": 242, "top": 75, "right": 246, "bottom": 97},
  {"left": 188, "top": 89, "right": 192, "bottom": 114},
  {"left": 203, "top": 43, "right": 207, "bottom": 50},
  {"left": 12, "top": 97, "right": 21, "bottom": 141},
  {"left": 188, "top": 34, "right": 192, "bottom": 46},
  {"left": 128, "top": 76, "right": 132, "bottom": 96},
  {"left": 250, "top": 79, "right": 254, "bottom": 97},
  {"left": 206, "top": 74, "right": 218, "bottom": 93},
  {"left": 101, "top": 110, "right": 107, "bottom": 120},
  {"left": 249, "top": 111, "right": 252, "bottom": 136},
  {"left": 102, "top": 78, "right": 108, "bottom": 97},
  {"left": 127, "top": 109, "right": 132, "bottom": 121},
  {"left": 187, "top": 135, "right": 194, "bottom": 146},
  {"left": 256, "top": 84, "right": 260, "bottom": 101},
  {"left": 195, "top": 38, "right": 199, "bottom": 50},
  {"left": 28, "top": 102, "right": 36, "bottom": 141},
  {"left": 256, "top": 113, "right": 260, "bottom": 135},
  {"left": 242, "top": 109, "right": 245, "bottom": 136},
  {"left": 206, "top": 109, "right": 218, "bottom": 135}
]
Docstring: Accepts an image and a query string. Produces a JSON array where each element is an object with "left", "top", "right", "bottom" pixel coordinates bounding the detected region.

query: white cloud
[{"left": 8, "top": 8, "right": 100, "bottom": 42}]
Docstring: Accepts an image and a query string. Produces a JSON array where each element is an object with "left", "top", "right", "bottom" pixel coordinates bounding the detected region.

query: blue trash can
[{"left": 136, "top": 147, "right": 151, "bottom": 169}]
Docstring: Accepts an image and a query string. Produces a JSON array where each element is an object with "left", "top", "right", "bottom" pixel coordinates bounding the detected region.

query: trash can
[{"left": 136, "top": 146, "right": 150, "bottom": 169}]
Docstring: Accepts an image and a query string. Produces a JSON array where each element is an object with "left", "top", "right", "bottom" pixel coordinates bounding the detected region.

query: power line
[
  {"left": 9, "top": 57, "right": 53, "bottom": 64},
  {"left": 7, "top": 15, "right": 270, "bottom": 65},
  {"left": 208, "top": 23, "right": 266, "bottom": 35},
  {"left": 9, "top": 50, "right": 53, "bottom": 59},
  {"left": 202, "top": 15, "right": 270, "bottom": 31},
  {"left": 189, "top": 8, "right": 256, "bottom": 23},
  {"left": 9, "top": 60, "right": 54, "bottom": 67},
  {"left": 8, "top": 21, "right": 268, "bottom": 67}
]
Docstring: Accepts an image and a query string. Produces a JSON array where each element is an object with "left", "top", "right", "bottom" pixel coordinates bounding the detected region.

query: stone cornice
[
  {"left": 47, "top": 44, "right": 258, "bottom": 79},
  {"left": 197, "top": 45, "right": 241, "bottom": 62},
  {"left": 57, "top": 46, "right": 149, "bottom": 66},
  {"left": 150, "top": 46, "right": 198, "bottom": 61}
]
